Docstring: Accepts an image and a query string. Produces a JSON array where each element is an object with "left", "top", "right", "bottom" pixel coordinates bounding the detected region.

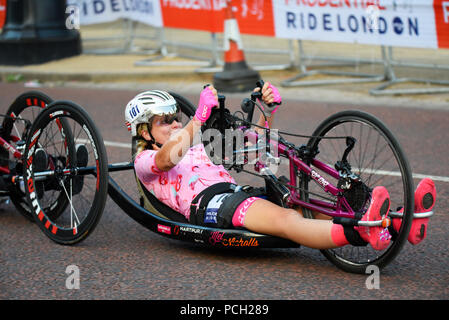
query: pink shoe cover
[
  {"left": 356, "top": 186, "right": 391, "bottom": 251},
  {"left": 393, "top": 178, "right": 436, "bottom": 245}
]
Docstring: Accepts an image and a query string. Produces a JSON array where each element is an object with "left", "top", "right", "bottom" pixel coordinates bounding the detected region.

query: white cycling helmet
[{"left": 125, "top": 90, "right": 177, "bottom": 136}]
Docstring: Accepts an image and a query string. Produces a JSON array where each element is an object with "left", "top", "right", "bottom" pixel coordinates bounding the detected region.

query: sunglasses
[{"left": 153, "top": 113, "right": 182, "bottom": 126}]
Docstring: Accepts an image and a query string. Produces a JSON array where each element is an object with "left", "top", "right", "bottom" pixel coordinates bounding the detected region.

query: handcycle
[{"left": 0, "top": 82, "right": 434, "bottom": 274}]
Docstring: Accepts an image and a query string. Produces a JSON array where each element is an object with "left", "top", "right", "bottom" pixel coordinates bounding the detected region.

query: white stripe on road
[
  {"left": 80, "top": 139, "right": 449, "bottom": 183},
  {"left": 76, "top": 138, "right": 131, "bottom": 149},
  {"left": 103, "top": 140, "right": 132, "bottom": 149},
  {"left": 357, "top": 168, "right": 449, "bottom": 183}
]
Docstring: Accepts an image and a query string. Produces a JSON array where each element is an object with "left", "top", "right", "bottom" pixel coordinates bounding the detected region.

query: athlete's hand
[
  {"left": 254, "top": 82, "right": 281, "bottom": 115},
  {"left": 195, "top": 85, "right": 218, "bottom": 123}
]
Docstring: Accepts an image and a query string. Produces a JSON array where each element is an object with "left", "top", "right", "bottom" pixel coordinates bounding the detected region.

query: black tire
[
  {"left": 301, "top": 110, "right": 414, "bottom": 274},
  {"left": 23, "top": 101, "right": 108, "bottom": 245},
  {"left": 1, "top": 91, "right": 54, "bottom": 221}
]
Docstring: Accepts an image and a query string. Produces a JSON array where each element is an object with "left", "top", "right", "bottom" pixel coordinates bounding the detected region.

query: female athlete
[{"left": 126, "top": 83, "right": 435, "bottom": 250}]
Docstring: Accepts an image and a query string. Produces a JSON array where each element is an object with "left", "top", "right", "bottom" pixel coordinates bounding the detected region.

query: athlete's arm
[
  {"left": 254, "top": 82, "right": 281, "bottom": 134},
  {"left": 155, "top": 86, "right": 218, "bottom": 171}
]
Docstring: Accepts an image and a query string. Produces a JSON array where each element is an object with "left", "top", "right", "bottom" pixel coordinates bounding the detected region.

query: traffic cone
[{"left": 213, "top": 0, "right": 260, "bottom": 92}]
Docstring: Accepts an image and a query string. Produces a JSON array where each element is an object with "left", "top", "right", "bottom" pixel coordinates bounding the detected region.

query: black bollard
[{"left": 0, "top": 0, "right": 81, "bottom": 66}]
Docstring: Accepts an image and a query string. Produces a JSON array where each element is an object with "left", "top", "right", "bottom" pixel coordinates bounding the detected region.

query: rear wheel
[
  {"left": 23, "top": 101, "right": 108, "bottom": 245},
  {"left": 1, "top": 91, "right": 57, "bottom": 221},
  {"left": 300, "top": 110, "right": 414, "bottom": 274}
]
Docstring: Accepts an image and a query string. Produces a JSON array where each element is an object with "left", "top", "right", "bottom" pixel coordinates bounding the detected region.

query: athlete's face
[{"left": 148, "top": 114, "right": 183, "bottom": 147}]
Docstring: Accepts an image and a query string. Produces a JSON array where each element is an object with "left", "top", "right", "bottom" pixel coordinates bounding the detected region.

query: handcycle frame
[
  {"left": 0, "top": 87, "right": 433, "bottom": 273},
  {"left": 0, "top": 120, "right": 28, "bottom": 174},
  {"left": 95, "top": 90, "right": 422, "bottom": 247}
]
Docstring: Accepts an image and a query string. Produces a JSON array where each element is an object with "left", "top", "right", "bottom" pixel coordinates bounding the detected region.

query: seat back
[
  {"left": 132, "top": 136, "right": 188, "bottom": 223},
  {"left": 135, "top": 175, "right": 188, "bottom": 223}
]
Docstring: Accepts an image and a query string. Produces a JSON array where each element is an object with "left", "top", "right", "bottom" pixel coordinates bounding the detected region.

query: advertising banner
[
  {"left": 272, "top": 0, "right": 449, "bottom": 49},
  {"left": 159, "top": 0, "right": 224, "bottom": 32},
  {"left": 160, "top": 0, "right": 275, "bottom": 36},
  {"left": 433, "top": 0, "right": 449, "bottom": 48},
  {"left": 67, "top": 0, "right": 163, "bottom": 27},
  {"left": 67, "top": 0, "right": 448, "bottom": 49}
]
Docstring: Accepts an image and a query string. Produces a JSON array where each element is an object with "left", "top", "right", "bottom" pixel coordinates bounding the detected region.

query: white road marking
[{"left": 358, "top": 168, "right": 449, "bottom": 183}]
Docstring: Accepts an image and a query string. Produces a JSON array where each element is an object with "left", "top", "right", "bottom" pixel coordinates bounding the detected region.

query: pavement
[{"left": 1, "top": 24, "right": 449, "bottom": 111}]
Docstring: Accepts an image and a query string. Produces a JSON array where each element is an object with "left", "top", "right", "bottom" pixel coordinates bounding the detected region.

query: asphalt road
[{"left": 1, "top": 82, "right": 448, "bottom": 301}]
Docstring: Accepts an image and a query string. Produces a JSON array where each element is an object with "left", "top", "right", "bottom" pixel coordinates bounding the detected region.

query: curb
[{"left": 0, "top": 66, "right": 216, "bottom": 83}]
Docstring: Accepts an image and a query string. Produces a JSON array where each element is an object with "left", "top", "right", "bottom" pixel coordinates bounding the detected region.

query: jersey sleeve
[{"left": 134, "top": 150, "right": 164, "bottom": 183}]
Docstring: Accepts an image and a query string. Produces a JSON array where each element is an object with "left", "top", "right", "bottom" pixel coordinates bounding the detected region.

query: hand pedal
[
  {"left": 274, "top": 176, "right": 291, "bottom": 203},
  {"left": 262, "top": 171, "right": 291, "bottom": 206}
]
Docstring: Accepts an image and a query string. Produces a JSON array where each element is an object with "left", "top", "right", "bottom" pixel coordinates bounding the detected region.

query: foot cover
[
  {"left": 356, "top": 186, "right": 391, "bottom": 250},
  {"left": 393, "top": 178, "right": 436, "bottom": 245}
]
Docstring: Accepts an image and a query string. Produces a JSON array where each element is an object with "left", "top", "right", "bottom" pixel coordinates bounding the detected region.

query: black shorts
[{"left": 189, "top": 185, "right": 264, "bottom": 229}]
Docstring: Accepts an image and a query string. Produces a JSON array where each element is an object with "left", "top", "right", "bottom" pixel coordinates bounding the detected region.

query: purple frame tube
[{"left": 244, "top": 130, "right": 356, "bottom": 219}]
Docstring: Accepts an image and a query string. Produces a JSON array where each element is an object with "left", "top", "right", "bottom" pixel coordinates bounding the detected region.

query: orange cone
[{"left": 213, "top": 0, "right": 260, "bottom": 92}]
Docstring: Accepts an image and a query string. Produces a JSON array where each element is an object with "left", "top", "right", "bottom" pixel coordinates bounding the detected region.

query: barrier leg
[
  {"left": 370, "top": 46, "right": 449, "bottom": 96},
  {"left": 134, "top": 30, "right": 220, "bottom": 68}
]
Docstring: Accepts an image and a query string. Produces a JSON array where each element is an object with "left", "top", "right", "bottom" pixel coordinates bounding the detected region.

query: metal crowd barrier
[
  {"left": 80, "top": 20, "right": 295, "bottom": 72},
  {"left": 281, "top": 40, "right": 386, "bottom": 87},
  {"left": 77, "top": 19, "right": 449, "bottom": 96},
  {"left": 370, "top": 46, "right": 449, "bottom": 96},
  {"left": 133, "top": 28, "right": 297, "bottom": 73},
  {"left": 80, "top": 19, "right": 160, "bottom": 55},
  {"left": 281, "top": 41, "right": 449, "bottom": 96}
]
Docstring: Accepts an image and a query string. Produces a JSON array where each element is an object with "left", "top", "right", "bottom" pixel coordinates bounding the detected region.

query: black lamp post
[{"left": 0, "top": 0, "right": 81, "bottom": 65}]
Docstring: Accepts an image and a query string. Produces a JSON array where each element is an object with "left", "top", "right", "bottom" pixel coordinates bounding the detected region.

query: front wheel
[
  {"left": 23, "top": 101, "right": 108, "bottom": 245},
  {"left": 300, "top": 110, "right": 414, "bottom": 274}
]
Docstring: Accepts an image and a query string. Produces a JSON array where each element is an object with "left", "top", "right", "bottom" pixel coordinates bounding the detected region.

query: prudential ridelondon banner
[
  {"left": 65, "top": 0, "right": 449, "bottom": 49},
  {"left": 272, "top": 0, "right": 442, "bottom": 49}
]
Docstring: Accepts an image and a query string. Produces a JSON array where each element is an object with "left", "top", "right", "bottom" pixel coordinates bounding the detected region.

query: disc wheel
[
  {"left": 300, "top": 110, "right": 414, "bottom": 274},
  {"left": 1, "top": 91, "right": 56, "bottom": 221},
  {"left": 23, "top": 101, "right": 108, "bottom": 245}
]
